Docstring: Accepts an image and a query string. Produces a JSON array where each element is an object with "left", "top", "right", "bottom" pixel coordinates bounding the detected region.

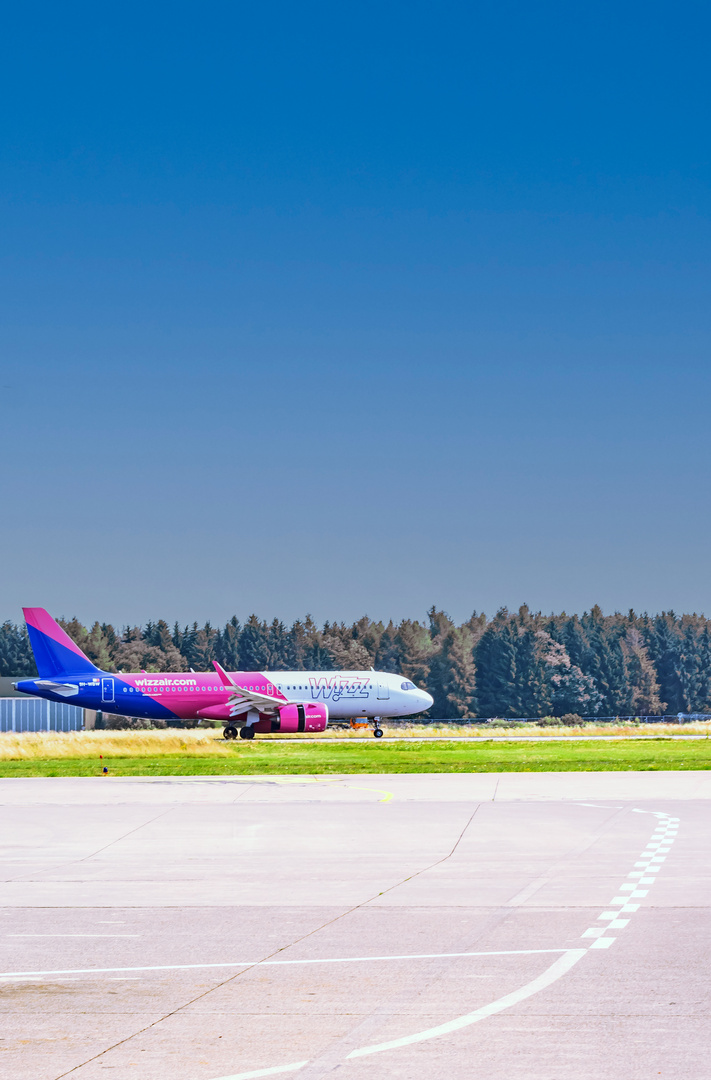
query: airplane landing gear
[
  {"left": 224, "top": 725, "right": 238, "bottom": 740},
  {"left": 373, "top": 718, "right": 384, "bottom": 739},
  {"left": 239, "top": 726, "right": 255, "bottom": 740}
]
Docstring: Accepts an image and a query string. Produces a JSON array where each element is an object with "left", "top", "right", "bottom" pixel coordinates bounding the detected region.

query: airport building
[{"left": 0, "top": 677, "right": 88, "bottom": 732}]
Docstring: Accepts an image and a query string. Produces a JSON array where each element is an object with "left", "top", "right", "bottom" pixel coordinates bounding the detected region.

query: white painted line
[
  {"left": 346, "top": 949, "right": 587, "bottom": 1058},
  {"left": 6, "top": 934, "right": 140, "bottom": 939},
  {"left": 607, "top": 919, "right": 629, "bottom": 929},
  {"left": 0, "top": 948, "right": 571, "bottom": 981},
  {"left": 209, "top": 1062, "right": 309, "bottom": 1080},
  {"left": 590, "top": 938, "right": 615, "bottom": 949},
  {"left": 581, "top": 928, "right": 606, "bottom": 939},
  {"left": 575, "top": 803, "right": 624, "bottom": 809}
]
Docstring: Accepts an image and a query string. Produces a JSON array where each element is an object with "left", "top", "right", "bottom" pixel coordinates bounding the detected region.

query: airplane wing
[{"left": 212, "top": 661, "right": 284, "bottom": 714}]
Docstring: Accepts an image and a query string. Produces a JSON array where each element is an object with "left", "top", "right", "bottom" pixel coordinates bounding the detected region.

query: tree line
[{"left": 1, "top": 605, "right": 710, "bottom": 718}]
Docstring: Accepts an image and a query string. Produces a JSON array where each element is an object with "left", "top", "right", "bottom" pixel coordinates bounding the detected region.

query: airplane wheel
[
  {"left": 239, "top": 727, "right": 255, "bottom": 740},
  {"left": 224, "top": 726, "right": 237, "bottom": 740},
  {"left": 373, "top": 728, "right": 384, "bottom": 738}
]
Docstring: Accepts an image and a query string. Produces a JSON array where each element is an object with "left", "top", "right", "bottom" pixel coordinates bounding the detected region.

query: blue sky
[{"left": 1, "top": 0, "right": 710, "bottom": 627}]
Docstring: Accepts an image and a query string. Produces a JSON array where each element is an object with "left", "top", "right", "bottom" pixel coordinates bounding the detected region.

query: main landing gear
[
  {"left": 373, "top": 717, "right": 384, "bottom": 739},
  {"left": 223, "top": 724, "right": 255, "bottom": 740}
]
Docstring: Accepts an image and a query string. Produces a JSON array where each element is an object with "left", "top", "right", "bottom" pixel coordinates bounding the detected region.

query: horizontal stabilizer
[{"left": 35, "top": 680, "right": 80, "bottom": 697}]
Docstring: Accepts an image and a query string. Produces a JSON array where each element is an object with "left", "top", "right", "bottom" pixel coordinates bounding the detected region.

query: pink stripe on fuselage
[{"left": 120, "top": 671, "right": 287, "bottom": 720}]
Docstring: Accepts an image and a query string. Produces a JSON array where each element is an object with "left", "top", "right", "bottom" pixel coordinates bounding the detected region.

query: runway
[{"left": 0, "top": 773, "right": 709, "bottom": 1079}]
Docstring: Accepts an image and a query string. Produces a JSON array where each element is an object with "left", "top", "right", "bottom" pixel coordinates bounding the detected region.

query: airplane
[{"left": 14, "top": 608, "right": 434, "bottom": 738}]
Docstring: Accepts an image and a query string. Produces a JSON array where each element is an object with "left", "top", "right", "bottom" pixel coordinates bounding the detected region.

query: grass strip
[{"left": 0, "top": 738, "right": 709, "bottom": 776}]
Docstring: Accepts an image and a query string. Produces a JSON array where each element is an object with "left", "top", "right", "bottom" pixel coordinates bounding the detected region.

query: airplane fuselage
[{"left": 16, "top": 668, "right": 432, "bottom": 723}]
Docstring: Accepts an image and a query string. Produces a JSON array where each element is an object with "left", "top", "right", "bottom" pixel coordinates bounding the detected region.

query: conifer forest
[{"left": 2, "top": 606, "right": 710, "bottom": 719}]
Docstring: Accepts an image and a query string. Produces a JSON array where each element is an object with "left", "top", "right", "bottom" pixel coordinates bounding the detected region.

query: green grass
[{"left": 0, "top": 737, "right": 709, "bottom": 776}]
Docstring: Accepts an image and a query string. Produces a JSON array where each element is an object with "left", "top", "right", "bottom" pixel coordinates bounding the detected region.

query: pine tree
[
  {"left": 267, "top": 619, "right": 291, "bottom": 669},
  {"left": 427, "top": 626, "right": 477, "bottom": 718},
  {"left": 375, "top": 622, "right": 400, "bottom": 673},
  {"left": 286, "top": 619, "right": 309, "bottom": 669},
  {"left": 215, "top": 616, "right": 241, "bottom": 671},
  {"left": 393, "top": 620, "right": 433, "bottom": 687},
  {"left": 512, "top": 621, "right": 549, "bottom": 716},
  {"left": 649, "top": 614, "right": 684, "bottom": 713},
  {"left": 0, "top": 622, "right": 36, "bottom": 676},
  {"left": 693, "top": 623, "right": 711, "bottom": 711},
  {"left": 239, "top": 616, "right": 271, "bottom": 670},
  {"left": 679, "top": 620, "right": 702, "bottom": 712},
  {"left": 580, "top": 607, "right": 628, "bottom": 714},
  {"left": 474, "top": 611, "right": 518, "bottom": 717},
  {"left": 620, "top": 627, "right": 663, "bottom": 715}
]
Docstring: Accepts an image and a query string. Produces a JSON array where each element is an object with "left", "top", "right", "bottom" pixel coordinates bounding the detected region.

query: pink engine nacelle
[{"left": 275, "top": 702, "right": 329, "bottom": 733}]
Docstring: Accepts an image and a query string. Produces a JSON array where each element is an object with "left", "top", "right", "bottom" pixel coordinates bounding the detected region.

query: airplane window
[{"left": 401, "top": 681, "right": 416, "bottom": 690}]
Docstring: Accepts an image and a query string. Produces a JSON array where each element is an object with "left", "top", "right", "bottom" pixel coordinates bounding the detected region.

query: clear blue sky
[{"left": 1, "top": 0, "right": 710, "bottom": 628}]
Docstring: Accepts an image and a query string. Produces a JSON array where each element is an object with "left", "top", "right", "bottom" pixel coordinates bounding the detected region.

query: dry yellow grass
[
  {"left": 0, "top": 730, "right": 224, "bottom": 759},
  {"left": 0, "top": 721, "right": 707, "bottom": 760}
]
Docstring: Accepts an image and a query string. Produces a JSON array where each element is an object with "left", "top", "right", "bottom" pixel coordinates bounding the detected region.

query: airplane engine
[{"left": 275, "top": 702, "right": 328, "bottom": 733}]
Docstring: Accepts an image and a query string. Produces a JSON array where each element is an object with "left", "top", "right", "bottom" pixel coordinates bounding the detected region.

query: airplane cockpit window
[{"left": 401, "top": 680, "right": 416, "bottom": 690}]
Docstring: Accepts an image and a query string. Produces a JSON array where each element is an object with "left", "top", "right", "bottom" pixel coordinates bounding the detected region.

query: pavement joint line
[
  {"left": 49, "top": 802, "right": 484, "bottom": 1078},
  {"left": 3, "top": 804, "right": 176, "bottom": 885},
  {"left": 206, "top": 952, "right": 591, "bottom": 1080},
  {"left": 208, "top": 804, "right": 681, "bottom": 1080},
  {"left": 11, "top": 798, "right": 680, "bottom": 1080}
]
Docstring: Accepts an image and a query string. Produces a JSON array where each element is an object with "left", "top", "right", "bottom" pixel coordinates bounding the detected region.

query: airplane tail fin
[{"left": 23, "top": 607, "right": 101, "bottom": 678}]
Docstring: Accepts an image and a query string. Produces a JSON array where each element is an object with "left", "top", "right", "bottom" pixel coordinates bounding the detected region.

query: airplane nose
[{"left": 422, "top": 691, "right": 434, "bottom": 710}]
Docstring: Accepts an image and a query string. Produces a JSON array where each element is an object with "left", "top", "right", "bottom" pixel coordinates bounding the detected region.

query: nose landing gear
[{"left": 373, "top": 717, "right": 384, "bottom": 739}]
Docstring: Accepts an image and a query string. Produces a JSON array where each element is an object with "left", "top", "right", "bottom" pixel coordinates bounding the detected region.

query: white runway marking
[
  {"left": 579, "top": 809, "right": 678, "bottom": 946},
  {"left": 6, "top": 933, "right": 140, "bottom": 938},
  {"left": 4, "top": 801, "right": 678, "bottom": 1079},
  {"left": 0, "top": 948, "right": 568, "bottom": 981},
  {"left": 200, "top": 805, "right": 680, "bottom": 1080},
  {"left": 347, "top": 949, "right": 587, "bottom": 1057},
  {"left": 203, "top": 951, "right": 588, "bottom": 1078}
]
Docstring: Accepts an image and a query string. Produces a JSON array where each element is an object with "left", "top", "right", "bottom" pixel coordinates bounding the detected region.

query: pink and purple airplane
[{"left": 15, "top": 608, "right": 434, "bottom": 738}]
